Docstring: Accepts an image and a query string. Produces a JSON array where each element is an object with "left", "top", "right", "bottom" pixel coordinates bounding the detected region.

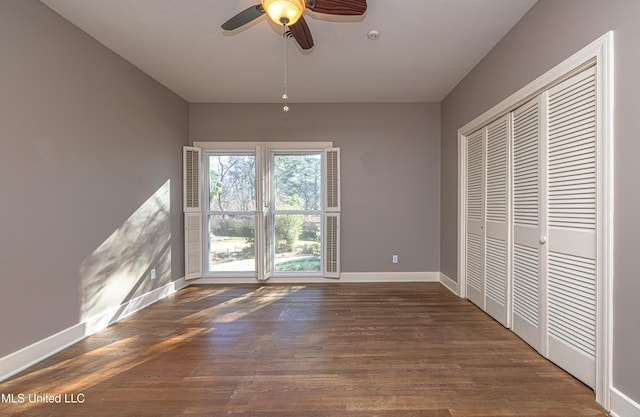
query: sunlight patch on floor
[
  {"left": 177, "top": 285, "right": 306, "bottom": 324},
  {"left": 1, "top": 326, "right": 210, "bottom": 411}
]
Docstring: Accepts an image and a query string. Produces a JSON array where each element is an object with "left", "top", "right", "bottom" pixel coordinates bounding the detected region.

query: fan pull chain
[{"left": 282, "top": 23, "right": 289, "bottom": 112}]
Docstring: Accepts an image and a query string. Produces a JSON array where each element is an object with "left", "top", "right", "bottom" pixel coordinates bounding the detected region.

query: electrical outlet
[
  {"left": 150, "top": 269, "right": 156, "bottom": 280},
  {"left": 392, "top": 255, "right": 398, "bottom": 264}
]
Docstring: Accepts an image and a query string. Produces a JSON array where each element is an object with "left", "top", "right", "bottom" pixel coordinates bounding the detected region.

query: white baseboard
[
  {"left": 611, "top": 387, "right": 640, "bottom": 417},
  {"left": 340, "top": 272, "right": 439, "bottom": 282},
  {"left": 193, "top": 272, "right": 440, "bottom": 285},
  {"left": 0, "top": 277, "right": 188, "bottom": 383},
  {"left": 439, "top": 272, "right": 460, "bottom": 296}
]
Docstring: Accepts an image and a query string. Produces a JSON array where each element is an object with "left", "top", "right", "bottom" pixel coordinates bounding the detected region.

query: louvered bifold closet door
[
  {"left": 545, "top": 66, "right": 597, "bottom": 388},
  {"left": 183, "top": 146, "right": 203, "bottom": 280},
  {"left": 465, "top": 129, "right": 485, "bottom": 308},
  {"left": 511, "top": 97, "right": 545, "bottom": 352},
  {"left": 484, "top": 116, "right": 510, "bottom": 326}
]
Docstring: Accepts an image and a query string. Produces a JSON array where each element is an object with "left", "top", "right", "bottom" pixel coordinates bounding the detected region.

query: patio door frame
[{"left": 191, "top": 141, "right": 337, "bottom": 281}]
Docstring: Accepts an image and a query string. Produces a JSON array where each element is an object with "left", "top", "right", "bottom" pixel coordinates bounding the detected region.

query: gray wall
[
  {"left": 190, "top": 103, "right": 441, "bottom": 274},
  {"left": 440, "top": 0, "right": 640, "bottom": 403},
  {"left": 0, "top": 1, "right": 188, "bottom": 358}
]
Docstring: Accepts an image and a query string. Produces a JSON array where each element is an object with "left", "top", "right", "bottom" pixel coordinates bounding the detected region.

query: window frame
[{"left": 195, "top": 141, "right": 333, "bottom": 279}]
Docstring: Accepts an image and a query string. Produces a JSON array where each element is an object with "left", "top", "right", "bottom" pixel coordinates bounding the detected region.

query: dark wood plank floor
[{"left": 0, "top": 283, "right": 608, "bottom": 416}]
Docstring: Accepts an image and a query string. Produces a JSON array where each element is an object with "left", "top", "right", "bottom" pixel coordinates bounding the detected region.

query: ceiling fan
[{"left": 221, "top": 0, "right": 367, "bottom": 50}]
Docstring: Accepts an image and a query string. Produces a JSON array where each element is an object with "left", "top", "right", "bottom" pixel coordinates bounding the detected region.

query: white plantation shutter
[
  {"left": 511, "top": 96, "right": 545, "bottom": 352},
  {"left": 324, "top": 148, "right": 340, "bottom": 212},
  {"left": 184, "top": 213, "right": 202, "bottom": 279},
  {"left": 324, "top": 213, "right": 340, "bottom": 278},
  {"left": 324, "top": 148, "right": 340, "bottom": 278},
  {"left": 465, "top": 128, "right": 485, "bottom": 308},
  {"left": 183, "top": 146, "right": 202, "bottom": 280},
  {"left": 545, "top": 67, "right": 597, "bottom": 388},
  {"left": 183, "top": 147, "right": 201, "bottom": 212},
  {"left": 484, "top": 115, "right": 510, "bottom": 326}
]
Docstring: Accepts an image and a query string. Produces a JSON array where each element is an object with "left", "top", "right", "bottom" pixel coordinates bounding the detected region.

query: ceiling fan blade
[
  {"left": 288, "top": 15, "right": 314, "bottom": 50},
  {"left": 221, "top": 4, "right": 264, "bottom": 30},
  {"left": 307, "top": 0, "right": 367, "bottom": 15}
]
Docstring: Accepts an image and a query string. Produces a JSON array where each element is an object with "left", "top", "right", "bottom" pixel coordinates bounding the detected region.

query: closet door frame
[{"left": 456, "top": 31, "right": 613, "bottom": 408}]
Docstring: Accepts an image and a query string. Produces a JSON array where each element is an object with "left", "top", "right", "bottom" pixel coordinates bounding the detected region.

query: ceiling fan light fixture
[{"left": 261, "top": 0, "right": 305, "bottom": 26}]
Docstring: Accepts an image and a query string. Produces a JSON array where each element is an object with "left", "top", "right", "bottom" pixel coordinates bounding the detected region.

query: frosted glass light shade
[{"left": 261, "top": 0, "right": 305, "bottom": 26}]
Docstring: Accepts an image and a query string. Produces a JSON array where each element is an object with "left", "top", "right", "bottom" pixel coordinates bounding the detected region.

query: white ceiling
[{"left": 40, "top": 0, "right": 537, "bottom": 103}]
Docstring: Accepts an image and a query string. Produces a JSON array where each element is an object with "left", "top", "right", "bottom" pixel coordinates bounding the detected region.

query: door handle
[{"left": 539, "top": 236, "right": 547, "bottom": 244}]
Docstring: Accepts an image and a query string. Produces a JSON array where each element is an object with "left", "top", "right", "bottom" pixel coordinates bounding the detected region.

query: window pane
[
  {"left": 275, "top": 214, "right": 321, "bottom": 272},
  {"left": 274, "top": 154, "right": 321, "bottom": 211},
  {"left": 209, "top": 215, "right": 255, "bottom": 272},
  {"left": 209, "top": 155, "right": 256, "bottom": 212}
]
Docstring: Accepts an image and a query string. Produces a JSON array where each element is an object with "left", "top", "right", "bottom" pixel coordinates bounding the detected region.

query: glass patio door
[
  {"left": 205, "top": 153, "right": 257, "bottom": 274},
  {"left": 273, "top": 152, "right": 322, "bottom": 274}
]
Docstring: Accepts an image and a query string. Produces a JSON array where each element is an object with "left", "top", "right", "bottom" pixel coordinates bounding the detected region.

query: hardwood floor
[{"left": 0, "top": 283, "right": 607, "bottom": 416}]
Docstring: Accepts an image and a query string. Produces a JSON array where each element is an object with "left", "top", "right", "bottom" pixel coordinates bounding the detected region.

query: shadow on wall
[{"left": 78, "top": 180, "right": 172, "bottom": 325}]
